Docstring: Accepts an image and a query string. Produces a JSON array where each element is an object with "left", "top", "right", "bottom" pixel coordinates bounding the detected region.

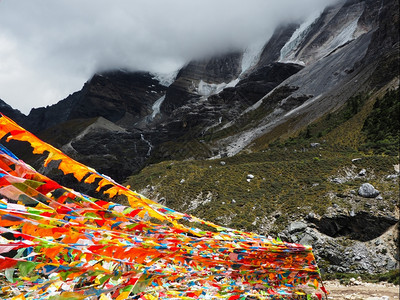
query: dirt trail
[{"left": 324, "top": 280, "right": 399, "bottom": 300}]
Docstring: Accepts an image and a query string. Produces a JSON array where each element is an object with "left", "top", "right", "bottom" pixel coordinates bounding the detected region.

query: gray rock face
[
  {"left": 283, "top": 213, "right": 399, "bottom": 274},
  {"left": 281, "top": 0, "right": 368, "bottom": 65},
  {"left": 307, "top": 212, "right": 396, "bottom": 242},
  {"left": 288, "top": 221, "right": 308, "bottom": 234},
  {"left": 70, "top": 72, "right": 166, "bottom": 126},
  {"left": 358, "top": 183, "right": 380, "bottom": 198},
  {"left": 69, "top": 130, "right": 153, "bottom": 183},
  {"left": 27, "top": 94, "right": 78, "bottom": 133},
  {"left": 209, "top": 0, "right": 399, "bottom": 157},
  {"left": 228, "top": 62, "right": 304, "bottom": 105}
]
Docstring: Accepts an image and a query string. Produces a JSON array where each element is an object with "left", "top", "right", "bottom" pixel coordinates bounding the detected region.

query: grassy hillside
[{"left": 125, "top": 148, "right": 398, "bottom": 234}]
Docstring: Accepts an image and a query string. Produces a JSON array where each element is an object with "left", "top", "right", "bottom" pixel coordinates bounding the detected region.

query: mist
[{"left": 0, "top": 0, "right": 338, "bottom": 114}]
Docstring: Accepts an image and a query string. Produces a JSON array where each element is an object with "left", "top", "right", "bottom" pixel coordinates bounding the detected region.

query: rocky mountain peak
[
  {"left": 0, "top": 99, "right": 27, "bottom": 126},
  {"left": 161, "top": 51, "right": 243, "bottom": 114}
]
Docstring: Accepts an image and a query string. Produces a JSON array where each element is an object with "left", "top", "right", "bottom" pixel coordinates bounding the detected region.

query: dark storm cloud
[{"left": 0, "top": 0, "right": 338, "bottom": 114}]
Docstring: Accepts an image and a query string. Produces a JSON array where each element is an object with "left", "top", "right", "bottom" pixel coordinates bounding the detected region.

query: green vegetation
[
  {"left": 257, "top": 88, "right": 399, "bottom": 157},
  {"left": 360, "top": 89, "right": 399, "bottom": 155},
  {"left": 250, "top": 91, "right": 372, "bottom": 153},
  {"left": 259, "top": 92, "right": 371, "bottom": 152},
  {"left": 149, "top": 138, "right": 212, "bottom": 162},
  {"left": 369, "top": 50, "right": 400, "bottom": 89},
  {"left": 309, "top": 94, "right": 367, "bottom": 140}
]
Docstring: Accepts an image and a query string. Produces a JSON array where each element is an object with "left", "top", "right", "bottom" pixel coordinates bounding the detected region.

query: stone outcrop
[
  {"left": 211, "top": 62, "right": 303, "bottom": 108},
  {"left": 281, "top": 211, "right": 399, "bottom": 273},
  {"left": 358, "top": 183, "right": 380, "bottom": 198}
]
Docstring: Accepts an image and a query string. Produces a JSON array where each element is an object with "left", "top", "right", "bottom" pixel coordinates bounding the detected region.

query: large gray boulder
[
  {"left": 287, "top": 221, "right": 308, "bottom": 234},
  {"left": 358, "top": 183, "right": 380, "bottom": 198}
]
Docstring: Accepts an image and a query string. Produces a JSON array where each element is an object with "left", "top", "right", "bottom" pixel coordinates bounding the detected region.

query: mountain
[
  {"left": 26, "top": 71, "right": 167, "bottom": 133},
  {"left": 1, "top": 0, "right": 398, "bottom": 275}
]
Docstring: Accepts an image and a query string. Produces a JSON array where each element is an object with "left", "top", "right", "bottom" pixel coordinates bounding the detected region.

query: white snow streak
[
  {"left": 279, "top": 11, "right": 320, "bottom": 63},
  {"left": 151, "top": 95, "right": 165, "bottom": 119},
  {"left": 196, "top": 78, "right": 239, "bottom": 98},
  {"left": 141, "top": 134, "right": 153, "bottom": 156}
]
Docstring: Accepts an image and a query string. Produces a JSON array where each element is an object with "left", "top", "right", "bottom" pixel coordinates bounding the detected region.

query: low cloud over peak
[{"left": 0, "top": 0, "right": 338, "bottom": 114}]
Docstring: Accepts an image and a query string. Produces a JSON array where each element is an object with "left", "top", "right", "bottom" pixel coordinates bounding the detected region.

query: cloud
[{"left": 0, "top": 0, "right": 338, "bottom": 114}]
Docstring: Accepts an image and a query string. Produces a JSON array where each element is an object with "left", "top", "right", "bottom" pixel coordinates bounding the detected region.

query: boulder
[
  {"left": 358, "top": 183, "right": 380, "bottom": 198},
  {"left": 287, "top": 221, "right": 308, "bottom": 234},
  {"left": 299, "top": 233, "right": 315, "bottom": 245}
]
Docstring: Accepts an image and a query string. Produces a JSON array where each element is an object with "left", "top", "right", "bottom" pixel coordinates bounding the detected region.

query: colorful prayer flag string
[{"left": 0, "top": 113, "right": 328, "bottom": 299}]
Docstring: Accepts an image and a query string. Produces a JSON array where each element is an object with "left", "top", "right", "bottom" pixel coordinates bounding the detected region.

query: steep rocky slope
[{"left": 206, "top": 0, "right": 399, "bottom": 157}]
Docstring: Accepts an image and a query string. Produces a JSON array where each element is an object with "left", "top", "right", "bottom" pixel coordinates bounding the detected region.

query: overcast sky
[{"left": 0, "top": 0, "right": 337, "bottom": 114}]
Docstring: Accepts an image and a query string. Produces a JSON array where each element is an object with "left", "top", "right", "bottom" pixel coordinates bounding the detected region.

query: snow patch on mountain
[
  {"left": 240, "top": 40, "right": 265, "bottom": 76},
  {"left": 279, "top": 12, "right": 321, "bottom": 64},
  {"left": 279, "top": 4, "right": 366, "bottom": 66},
  {"left": 197, "top": 80, "right": 227, "bottom": 97},
  {"left": 151, "top": 95, "right": 165, "bottom": 119},
  {"left": 196, "top": 78, "right": 240, "bottom": 98},
  {"left": 141, "top": 134, "right": 153, "bottom": 156},
  {"left": 151, "top": 70, "right": 179, "bottom": 87},
  {"left": 192, "top": 41, "right": 265, "bottom": 101}
]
